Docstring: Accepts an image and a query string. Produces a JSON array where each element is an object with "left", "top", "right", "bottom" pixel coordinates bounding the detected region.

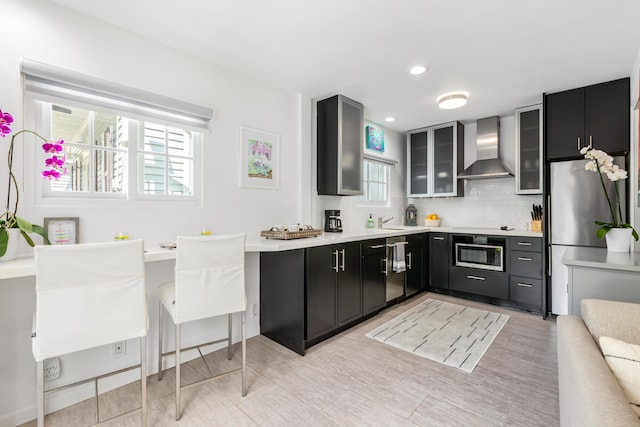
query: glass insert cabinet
[{"left": 407, "top": 121, "right": 464, "bottom": 197}]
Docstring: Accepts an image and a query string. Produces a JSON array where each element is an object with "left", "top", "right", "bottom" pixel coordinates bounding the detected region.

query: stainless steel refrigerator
[{"left": 548, "top": 156, "right": 626, "bottom": 314}]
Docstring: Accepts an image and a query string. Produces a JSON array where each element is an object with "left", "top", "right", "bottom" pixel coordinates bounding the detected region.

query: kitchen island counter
[{"left": 562, "top": 246, "right": 640, "bottom": 315}]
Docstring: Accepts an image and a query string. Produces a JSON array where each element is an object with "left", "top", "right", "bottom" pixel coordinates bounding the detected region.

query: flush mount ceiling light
[
  {"left": 409, "top": 65, "right": 427, "bottom": 75},
  {"left": 437, "top": 92, "right": 468, "bottom": 109},
  {"left": 384, "top": 117, "right": 396, "bottom": 122}
]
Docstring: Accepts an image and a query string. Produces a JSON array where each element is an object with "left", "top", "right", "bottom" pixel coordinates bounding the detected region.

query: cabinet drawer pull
[
  {"left": 332, "top": 250, "right": 339, "bottom": 272},
  {"left": 517, "top": 257, "right": 533, "bottom": 261},
  {"left": 340, "top": 249, "right": 345, "bottom": 272},
  {"left": 576, "top": 136, "right": 580, "bottom": 151},
  {"left": 407, "top": 252, "right": 412, "bottom": 269},
  {"left": 589, "top": 135, "right": 593, "bottom": 149},
  {"left": 433, "top": 237, "right": 445, "bottom": 241},
  {"left": 387, "top": 242, "right": 408, "bottom": 247},
  {"left": 369, "top": 244, "right": 385, "bottom": 249},
  {"left": 516, "top": 242, "right": 533, "bottom": 246},
  {"left": 517, "top": 283, "right": 533, "bottom": 288},
  {"left": 382, "top": 258, "right": 388, "bottom": 276},
  {"left": 467, "top": 275, "right": 486, "bottom": 281}
]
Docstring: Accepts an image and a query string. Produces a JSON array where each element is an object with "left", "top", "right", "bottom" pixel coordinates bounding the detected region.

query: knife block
[{"left": 531, "top": 220, "right": 542, "bottom": 232}]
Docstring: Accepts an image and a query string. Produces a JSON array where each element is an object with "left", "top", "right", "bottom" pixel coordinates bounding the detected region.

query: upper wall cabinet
[
  {"left": 515, "top": 104, "right": 543, "bottom": 194},
  {"left": 544, "top": 78, "right": 630, "bottom": 161},
  {"left": 317, "top": 95, "right": 364, "bottom": 196},
  {"left": 407, "top": 121, "right": 464, "bottom": 197}
]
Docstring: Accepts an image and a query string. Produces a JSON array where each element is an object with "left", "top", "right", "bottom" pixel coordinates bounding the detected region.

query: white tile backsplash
[{"left": 411, "top": 178, "right": 543, "bottom": 230}]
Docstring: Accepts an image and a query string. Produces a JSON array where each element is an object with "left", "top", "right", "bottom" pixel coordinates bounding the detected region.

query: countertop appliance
[
  {"left": 385, "top": 236, "right": 406, "bottom": 302},
  {"left": 548, "top": 157, "right": 626, "bottom": 315},
  {"left": 324, "top": 209, "right": 343, "bottom": 232}
]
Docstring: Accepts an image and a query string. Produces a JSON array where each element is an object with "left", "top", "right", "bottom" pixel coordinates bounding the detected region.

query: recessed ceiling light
[
  {"left": 384, "top": 117, "right": 396, "bottom": 122},
  {"left": 437, "top": 92, "right": 468, "bottom": 109},
  {"left": 409, "top": 65, "right": 427, "bottom": 75}
]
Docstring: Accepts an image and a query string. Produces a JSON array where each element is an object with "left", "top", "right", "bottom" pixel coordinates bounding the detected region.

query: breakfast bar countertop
[{"left": 0, "top": 226, "right": 542, "bottom": 280}]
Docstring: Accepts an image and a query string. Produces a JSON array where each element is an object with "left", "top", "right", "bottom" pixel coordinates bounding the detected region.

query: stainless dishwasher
[{"left": 386, "top": 236, "right": 407, "bottom": 302}]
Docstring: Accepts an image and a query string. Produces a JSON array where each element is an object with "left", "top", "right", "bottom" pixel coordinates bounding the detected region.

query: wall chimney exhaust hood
[{"left": 457, "top": 116, "right": 514, "bottom": 180}]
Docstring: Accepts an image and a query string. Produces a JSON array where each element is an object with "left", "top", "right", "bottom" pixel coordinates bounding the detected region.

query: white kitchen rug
[{"left": 366, "top": 299, "right": 509, "bottom": 373}]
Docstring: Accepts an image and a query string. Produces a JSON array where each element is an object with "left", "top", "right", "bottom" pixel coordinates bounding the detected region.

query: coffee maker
[{"left": 324, "top": 210, "right": 343, "bottom": 232}]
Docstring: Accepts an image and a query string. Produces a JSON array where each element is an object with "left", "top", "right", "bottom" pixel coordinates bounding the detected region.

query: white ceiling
[{"left": 48, "top": 0, "right": 640, "bottom": 132}]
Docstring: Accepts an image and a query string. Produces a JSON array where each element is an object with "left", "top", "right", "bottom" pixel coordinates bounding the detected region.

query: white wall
[
  {"left": 411, "top": 116, "right": 543, "bottom": 229},
  {"left": 0, "top": 1, "right": 302, "bottom": 425}
]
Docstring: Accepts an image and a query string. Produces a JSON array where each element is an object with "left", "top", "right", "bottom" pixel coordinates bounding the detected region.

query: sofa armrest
[
  {"left": 581, "top": 299, "right": 640, "bottom": 346},
  {"left": 557, "top": 315, "right": 640, "bottom": 427}
]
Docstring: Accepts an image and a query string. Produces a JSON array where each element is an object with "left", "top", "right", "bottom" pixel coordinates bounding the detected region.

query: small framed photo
[
  {"left": 44, "top": 217, "right": 79, "bottom": 245},
  {"left": 239, "top": 126, "right": 280, "bottom": 190}
]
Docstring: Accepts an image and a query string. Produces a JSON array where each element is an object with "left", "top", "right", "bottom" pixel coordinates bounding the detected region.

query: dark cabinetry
[
  {"left": 317, "top": 94, "right": 364, "bottom": 195},
  {"left": 545, "top": 78, "right": 629, "bottom": 160},
  {"left": 406, "top": 234, "right": 425, "bottom": 296},
  {"left": 515, "top": 104, "right": 543, "bottom": 194},
  {"left": 428, "top": 233, "right": 449, "bottom": 288},
  {"left": 306, "top": 242, "right": 361, "bottom": 341},
  {"left": 407, "top": 122, "right": 464, "bottom": 197},
  {"left": 448, "top": 267, "right": 508, "bottom": 299},
  {"left": 361, "top": 238, "right": 387, "bottom": 316},
  {"left": 508, "top": 236, "right": 543, "bottom": 311}
]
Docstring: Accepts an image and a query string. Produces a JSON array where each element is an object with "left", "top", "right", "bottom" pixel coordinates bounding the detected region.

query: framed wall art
[
  {"left": 239, "top": 126, "right": 280, "bottom": 190},
  {"left": 44, "top": 217, "right": 79, "bottom": 245},
  {"left": 365, "top": 125, "right": 385, "bottom": 153}
]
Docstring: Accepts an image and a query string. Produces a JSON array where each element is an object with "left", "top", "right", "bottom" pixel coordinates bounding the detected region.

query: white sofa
[{"left": 557, "top": 299, "right": 640, "bottom": 426}]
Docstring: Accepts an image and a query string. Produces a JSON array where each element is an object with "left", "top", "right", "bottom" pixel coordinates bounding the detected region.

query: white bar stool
[
  {"left": 157, "top": 233, "right": 247, "bottom": 421},
  {"left": 32, "top": 240, "right": 148, "bottom": 427}
]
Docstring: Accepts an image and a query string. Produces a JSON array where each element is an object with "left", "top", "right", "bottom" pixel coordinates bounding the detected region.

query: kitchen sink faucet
[{"left": 378, "top": 216, "right": 394, "bottom": 228}]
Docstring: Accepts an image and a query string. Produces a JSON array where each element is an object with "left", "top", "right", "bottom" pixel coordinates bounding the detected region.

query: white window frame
[
  {"left": 359, "top": 159, "right": 391, "bottom": 207},
  {"left": 29, "top": 98, "right": 203, "bottom": 206}
]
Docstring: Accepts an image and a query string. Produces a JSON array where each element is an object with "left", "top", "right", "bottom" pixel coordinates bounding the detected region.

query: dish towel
[{"left": 392, "top": 243, "right": 406, "bottom": 273}]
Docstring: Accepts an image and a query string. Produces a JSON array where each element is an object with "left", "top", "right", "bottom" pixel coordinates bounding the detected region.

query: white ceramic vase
[
  {"left": 0, "top": 228, "right": 21, "bottom": 261},
  {"left": 605, "top": 228, "right": 633, "bottom": 253}
]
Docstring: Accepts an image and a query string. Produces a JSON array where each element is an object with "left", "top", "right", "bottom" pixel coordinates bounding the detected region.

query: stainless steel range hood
[{"left": 457, "top": 116, "right": 514, "bottom": 180}]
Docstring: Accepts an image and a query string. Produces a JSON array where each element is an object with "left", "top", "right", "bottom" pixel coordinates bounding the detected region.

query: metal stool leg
[
  {"left": 242, "top": 310, "right": 247, "bottom": 397},
  {"left": 157, "top": 301, "right": 164, "bottom": 381},
  {"left": 227, "top": 313, "right": 233, "bottom": 360},
  {"left": 175, "top": 323, "right": 181, "bottom": 421},
  {"left": 37, "top": 360, "right": 44, "bottom": 427},
  {"left": 141, "top": 336, "right": 147, "bottom": 427}
]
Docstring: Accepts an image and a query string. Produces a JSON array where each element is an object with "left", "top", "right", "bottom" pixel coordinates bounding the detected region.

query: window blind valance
[{"left": 21, "top": 58, "right": 214, "bottom": 130}]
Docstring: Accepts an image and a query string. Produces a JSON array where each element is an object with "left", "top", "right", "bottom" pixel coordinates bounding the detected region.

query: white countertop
[
  {"left": 0, "top": 226, "right": 541, "bottom": 280},
  {"left": 562, "top": 246, "right": 640, "bottom": 273}
]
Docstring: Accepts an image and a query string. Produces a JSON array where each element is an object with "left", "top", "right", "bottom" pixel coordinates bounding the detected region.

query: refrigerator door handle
[
  {"left": 547, "top": 194, "right": 551, "bottom": 241},
  {"left": 548, "top": 246, "right": 552, "bottom": 276}
]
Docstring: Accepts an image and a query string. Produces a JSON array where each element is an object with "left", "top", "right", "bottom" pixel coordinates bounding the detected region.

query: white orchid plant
[{"left": 580, "top": 146, "right": 638, "bottom": 241}]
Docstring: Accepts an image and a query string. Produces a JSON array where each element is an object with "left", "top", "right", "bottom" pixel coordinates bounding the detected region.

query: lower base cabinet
[
  {"left": 362, "top": 238, "right": 387, "bottom": 316},
  {"left": 448, "top": 267, "right": 508, "bottom": 299}
]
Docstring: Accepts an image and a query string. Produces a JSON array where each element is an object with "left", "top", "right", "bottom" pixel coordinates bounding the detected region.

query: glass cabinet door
[
  {"left": 432, "top": 124, "right": 455, "bottom": 195},
  {"left": 515, "top": 104, "right": 543, "bottom": 194},
  {"left": 339, "top": 96, "right": 363, "bottom": 194},
  {"left": 408, "top": 130, "right": 429, "bottom": 196}
]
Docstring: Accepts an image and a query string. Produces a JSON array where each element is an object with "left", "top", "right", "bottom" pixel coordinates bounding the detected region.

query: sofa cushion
[
  {"left": 582, "top": 299, "right": 640, "bottom": 347},
  {"left": 600, "top": 336, "right": 640, "bottom": 417}
]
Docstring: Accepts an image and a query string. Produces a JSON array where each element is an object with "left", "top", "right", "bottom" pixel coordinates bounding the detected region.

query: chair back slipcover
[
  {"left": 33, "top": 239, "right": 147, "bottom": 361},
  {"left": 174, "top": 234, "right": 246, "bottom": 324}
]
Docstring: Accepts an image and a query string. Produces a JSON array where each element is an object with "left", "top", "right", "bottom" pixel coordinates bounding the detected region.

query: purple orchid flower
[
  {"left": 45, "top": 154, "right": 66, "bottom": 168},
  {"left": 0, "top": 110, "right": 13, "bottom": 137},
  {"left": 42, "top": 169, "right": 62, "bottom": 180},
  {"left": 42, "top": 138, "right": 64, "bottom": 153}
]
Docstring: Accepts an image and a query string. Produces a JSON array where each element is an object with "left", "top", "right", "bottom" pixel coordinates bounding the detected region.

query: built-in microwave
[{"left": 455, "top": 242, "right": 504, "bottom": 271}]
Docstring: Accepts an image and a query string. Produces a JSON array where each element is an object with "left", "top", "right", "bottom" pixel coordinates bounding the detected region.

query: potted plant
[
  {"left": 581, "top": 146, "right": 639, "bottom": 251},
  {"left": 0, "top": 108, "right": 67, "bottom": 259}
]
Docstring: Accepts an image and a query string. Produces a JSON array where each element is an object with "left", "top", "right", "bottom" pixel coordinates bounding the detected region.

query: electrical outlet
[
  {"left": 252, "top": 303, "right": 258, "bottom": 318},
  {"left": 44, "top": 358, "right": 61, "bottom": 382},
  {"left": 113, "top": 341, "right": 125, "bottom": 357}
]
